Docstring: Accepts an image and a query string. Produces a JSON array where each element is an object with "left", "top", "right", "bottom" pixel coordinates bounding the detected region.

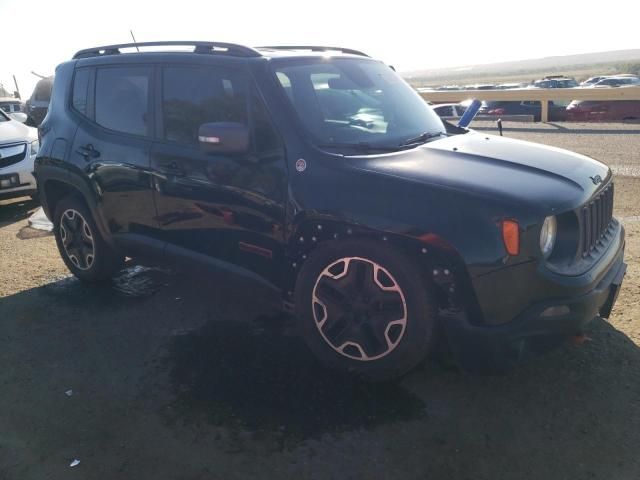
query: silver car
[{"left": 0, "top": 109, "right": 38, "bottom": 201}]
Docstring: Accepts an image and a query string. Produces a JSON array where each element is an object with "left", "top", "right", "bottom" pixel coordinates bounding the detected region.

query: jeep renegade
[{"left": 35, "top": 42, "right": 626, "bottom": 380}]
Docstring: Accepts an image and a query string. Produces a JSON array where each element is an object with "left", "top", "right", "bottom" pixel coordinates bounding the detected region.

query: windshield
[
  {"left": 0, "top": 109, "right": 9, "bottom": 122},
  {"left": 272, "top": 58, "right": 445, "bottom": 151}
]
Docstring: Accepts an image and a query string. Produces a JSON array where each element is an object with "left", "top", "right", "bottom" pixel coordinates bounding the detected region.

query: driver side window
[{"left": 161, "top": 66, "right": 248, "bottom": 145}]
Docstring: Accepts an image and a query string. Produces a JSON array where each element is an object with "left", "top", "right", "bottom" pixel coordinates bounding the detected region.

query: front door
[{"left": 151, "top": 64, "right": 288, "bottom": 285}]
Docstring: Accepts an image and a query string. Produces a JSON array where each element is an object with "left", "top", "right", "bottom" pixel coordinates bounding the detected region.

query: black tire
[
  {"left": 295, "top": 239, "right": 436, "bottom": 381},
  {"left": 53, "top": 195, "right": 123, "bottom": 282}
]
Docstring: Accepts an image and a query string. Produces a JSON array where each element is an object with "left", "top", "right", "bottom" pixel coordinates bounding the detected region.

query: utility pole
[{"left": 13, "top": 75, "right": 21, "bottom": 99}]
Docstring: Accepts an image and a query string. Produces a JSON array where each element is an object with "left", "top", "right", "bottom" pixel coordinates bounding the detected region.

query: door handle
[{"left": 76, "top": 144, "right": 100, "bottom": 161}]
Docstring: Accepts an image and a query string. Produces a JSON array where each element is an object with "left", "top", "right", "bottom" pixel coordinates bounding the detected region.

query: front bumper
[
  {"left": 0, "top": 154, "right": 37, "bottom": 200},
  {"left": 444, "top": 241, "right": 626, "bottom": 371}
]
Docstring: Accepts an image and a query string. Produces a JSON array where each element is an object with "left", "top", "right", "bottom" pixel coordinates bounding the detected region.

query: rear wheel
[
  {"left": 295, "top": 239, "right": 436, "bottom": 381},
  {"left": 53, "top": 196, "right": 123, "bottom": 282}
]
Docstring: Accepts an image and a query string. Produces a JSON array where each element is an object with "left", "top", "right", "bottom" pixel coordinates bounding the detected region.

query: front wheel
[
  {"left": 295, "top": 239, "right": 436, "bottom": 381},
  {"left": 53, "top": 196, "right": 123, "bottom": 282}
]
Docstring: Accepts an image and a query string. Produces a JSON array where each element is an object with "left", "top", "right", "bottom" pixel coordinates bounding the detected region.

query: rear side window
[
  {"left": 72, "top": 68, "right": 91, "bottom": 116},
  {"left": 95, "top": 66, "right": 151, "bottom": 137},
  {"left": 162, "top": 66, "right": 248, "bottom": 144}
]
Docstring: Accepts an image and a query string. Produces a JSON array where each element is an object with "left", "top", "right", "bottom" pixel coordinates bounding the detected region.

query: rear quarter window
[{"left": 72, "top": 68, "right": 91, "bottom": 116}]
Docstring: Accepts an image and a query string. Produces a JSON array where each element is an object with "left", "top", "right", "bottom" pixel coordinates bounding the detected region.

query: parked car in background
[
  {"left": 0, "top": 108, "right": 39, "bottom": 200},
  {"left": 531, "top": 76, "right": 578, "bottom": 88},
  {"left": 580, "top": 76, "right": 607, "bottom": 87},
  {"left": 432, "top": 103, "right": 467, "bottom": 119},
  {"left": 479, "top": 100, "right": 568, "bottom": 121},
  {"left": 0, "top": 97, "right": 24, "bottom": 114},
  {"left": 591, "top": 76, "right": 640, "bottom": 88},
  {"left": 464, "top": 84, "right": 495, "bottom": 90},
  {"left": 435, "top": 85, "right": 462, "bottom": 91},
  {"left": 496, "top": 83, "right": 527, "bottom": 89},
  {"left": 25, "top": 76, "right": 53, "bottom": 126},
  {"left": 566, "top": 100, "right": 640, "bottom": 121}
]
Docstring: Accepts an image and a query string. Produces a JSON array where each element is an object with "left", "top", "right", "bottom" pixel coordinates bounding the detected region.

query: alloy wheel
[
  {"left": 60, "top": 209, "right": 95, "bottom": 271},
  {"left": 312, "top": 257, "right": 408, "bottom": 361}
]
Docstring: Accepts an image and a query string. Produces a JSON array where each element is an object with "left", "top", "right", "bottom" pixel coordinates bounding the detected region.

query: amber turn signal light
[{"left": 502, "top": 220, "right": 520, "bottom": 256}]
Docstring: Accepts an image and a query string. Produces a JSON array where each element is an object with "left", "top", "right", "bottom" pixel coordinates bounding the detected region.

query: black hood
[{"left": 348, "top": 132, "right": 610, "bottom": 214}]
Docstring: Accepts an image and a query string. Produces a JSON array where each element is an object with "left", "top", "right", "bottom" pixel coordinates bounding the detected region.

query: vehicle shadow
[
  {"left": 0, "top": 196, "right": 39, "bottom": 226},
  {"left": 1, "top": 264, "right": 640, "bottom": 477},
  {"left": 165, "top": 314, "right": 426, "bottom": 442},
  {"left": 0, "top": 264, "right": 425, "bottom": 446}
]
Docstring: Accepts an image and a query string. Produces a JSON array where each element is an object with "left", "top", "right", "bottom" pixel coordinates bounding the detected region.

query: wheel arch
[
  {"left": 284, "top": 218, "right": 483, "bottom": 321},
  {"left": 39, "top": 171, "right": 114, "bottom": 248}
]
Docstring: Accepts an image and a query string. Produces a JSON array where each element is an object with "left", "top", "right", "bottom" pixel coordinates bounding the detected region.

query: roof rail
[
  {"left": 256, "top": 45, "right": 370, "bottom": 57},
  {"left": 72, "top": 41, "right": 262, "bottom": 59}
]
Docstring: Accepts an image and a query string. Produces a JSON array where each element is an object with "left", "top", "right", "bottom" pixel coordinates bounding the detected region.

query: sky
[{"left": 1, "top": 0, "right": 638, "bottom": 99}]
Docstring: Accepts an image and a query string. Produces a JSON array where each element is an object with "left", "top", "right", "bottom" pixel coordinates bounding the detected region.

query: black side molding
[{"left": 112, "top": 233, "right": 280, "bottom": 292}]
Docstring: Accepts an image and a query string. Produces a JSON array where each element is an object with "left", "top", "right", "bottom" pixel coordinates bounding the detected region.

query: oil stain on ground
[
  {"left": 166, "top": 316, "right": 426, "bottom": 442},
  {"left": 111, "top": 265, "right": 172, "bottom": 297},
  {"left": 43, "top": 264, "right": 173, "bottom": 305}
]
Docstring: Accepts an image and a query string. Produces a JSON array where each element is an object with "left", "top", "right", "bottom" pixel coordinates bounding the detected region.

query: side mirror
[
  {"left": 198, "top": 122, "right": 249, "bottom": 154},
  {"left": 9, "top": 112, "right": 28, "bottom": 124}
]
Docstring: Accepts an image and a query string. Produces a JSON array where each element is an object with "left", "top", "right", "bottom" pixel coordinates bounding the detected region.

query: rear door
[
  {"left": 70, "top": 64, "right": 157, "bottom": 237},
  {"left": 150, "top": 63, "right": 288, "bottom": 284}
]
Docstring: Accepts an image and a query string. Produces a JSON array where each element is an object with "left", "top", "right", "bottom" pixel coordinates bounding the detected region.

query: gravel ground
[{"left": 1, "top": 122, "right": 640, "bottom": 480}]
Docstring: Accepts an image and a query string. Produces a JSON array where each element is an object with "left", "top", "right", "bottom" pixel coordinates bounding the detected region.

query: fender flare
[
  {"left": 39, "top": 166, "right": 114, "bottom": 248},
  {"left": 283, "top": 217, "right": 478, "bottom": 315}
]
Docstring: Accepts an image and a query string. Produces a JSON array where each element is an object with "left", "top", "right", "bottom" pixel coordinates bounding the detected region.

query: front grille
[
  {"left": 580, "top": 182, "right": 614, "bottom": 257},
  {"left": 0, "top": 142, "right": 27, "bottom": 169}
]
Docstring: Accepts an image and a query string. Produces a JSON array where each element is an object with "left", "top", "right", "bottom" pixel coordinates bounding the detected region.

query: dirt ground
[{"left": 1, "top": 122, "right": 639, "bottom": 480}]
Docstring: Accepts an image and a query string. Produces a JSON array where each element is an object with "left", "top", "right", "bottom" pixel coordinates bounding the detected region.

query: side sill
[{"left": 112, "top": 233, "right": 281, "bottom": 293}]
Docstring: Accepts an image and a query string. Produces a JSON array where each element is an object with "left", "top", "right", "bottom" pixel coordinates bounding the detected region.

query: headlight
[
  {"left": 30, "top": 139, "right": 39, "bottom": 156},
  {"left": 540, "top": 216, "right": 557, "bottom": 259}
]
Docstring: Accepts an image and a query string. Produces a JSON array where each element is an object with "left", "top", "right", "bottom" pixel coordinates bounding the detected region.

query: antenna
[{"left": 130, "top": 30, "right": 140, "bottom": 52}]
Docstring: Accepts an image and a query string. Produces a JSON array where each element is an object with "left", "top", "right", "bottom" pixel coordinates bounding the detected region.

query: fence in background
[{"left": 418, "top": 86, "right": 640, "bottom": 122}]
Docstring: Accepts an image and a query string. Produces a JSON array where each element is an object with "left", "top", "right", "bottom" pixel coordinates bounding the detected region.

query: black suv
[{"left": 36, "top": 42, "right": 626, "bottom": 380}]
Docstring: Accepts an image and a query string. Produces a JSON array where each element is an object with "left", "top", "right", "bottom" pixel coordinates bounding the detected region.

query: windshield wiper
[
  {"left": 399, "top": 131, "right": 447, "bottom": 147},
  {"left": 318, "top": 142, "right": 401, "bottom": 153}
]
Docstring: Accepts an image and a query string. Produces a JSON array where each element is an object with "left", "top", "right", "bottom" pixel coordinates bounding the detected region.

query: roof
[
  {"left": 0, "top": 97, "right": 23, "bottom": 103},
  {"left": 72, "top": 41, "right": 370, "bottom": 60}
]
